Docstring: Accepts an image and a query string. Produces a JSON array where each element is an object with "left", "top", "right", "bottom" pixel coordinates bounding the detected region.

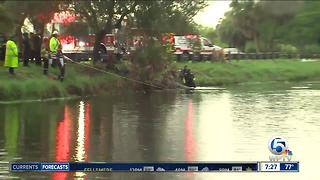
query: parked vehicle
[
  {"left": 223, "top": 48, "right": 244, "bottom": 55},
  {"left": 173, "top": 35, "right": 221, "bottom": 60},
  {"left": 44, "top": 11, "right": 133, "bottom": 61},
  {"left": 162, "top": 33, "right": 223, "bottom": 61}
]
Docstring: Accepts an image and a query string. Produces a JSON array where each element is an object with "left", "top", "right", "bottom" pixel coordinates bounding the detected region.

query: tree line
[
  {"left": 3, "top": 1, "right": 317, "bottom": 56},
  {"left": 0, "top": 0, "right": 207, "bottom": 61},
  {"left": 216, "top": 0, "right": 320, "bottom": 53}
]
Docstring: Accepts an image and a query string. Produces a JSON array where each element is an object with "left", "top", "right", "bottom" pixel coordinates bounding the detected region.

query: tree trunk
[
  {"left": 253, "top": 32, "right": 260, "bottom": 53},
  {"left": 15, "top": 16, "right": 27, "bottom": 50},
  {"left": 39, "top": 22, "right": 45, "bottom": 41},
  {"left": 269, "top": 39, "right": 274, "bottom": 52}
]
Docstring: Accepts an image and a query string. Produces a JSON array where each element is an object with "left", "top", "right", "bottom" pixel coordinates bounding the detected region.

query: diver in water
[
  {"left": 179, "top": 66, "right": 196, "bottom": 88},
  {"left": 184, "top": 69, "right": 196, "bottom": 88},
  {"left": 179, "top": 65, "right": 188, "bottom": 83}
]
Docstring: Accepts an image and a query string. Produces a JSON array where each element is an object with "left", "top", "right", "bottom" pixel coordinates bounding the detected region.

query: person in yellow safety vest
[
  {"left": 49, "top": 31, "right": 65, "bottom": 81},
  {"left": 4, "top": 36, "right": 19, "bottom": 75}
]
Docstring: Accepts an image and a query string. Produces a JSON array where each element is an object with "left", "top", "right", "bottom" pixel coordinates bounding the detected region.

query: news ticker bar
[{"left": 10, "top": 162, "right": 299, "bottom": 172}]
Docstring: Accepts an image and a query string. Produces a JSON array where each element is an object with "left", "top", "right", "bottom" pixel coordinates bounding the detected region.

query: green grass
[
  {"left": 176, "top": 59, "right": 320, "bottom": 86},
  {"left": 1, "top": 58, "right": 320, "bottom": 101},
  {"left": 0, "top": 61, "right": 127, "bottom": 101}
]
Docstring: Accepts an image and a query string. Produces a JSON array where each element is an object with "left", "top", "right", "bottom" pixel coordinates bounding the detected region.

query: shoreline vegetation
[
  {"left": 0, "top": 62, "right": 128, "bottom": 101},
  {"left": 176, "top": 59, "right": 320, "bottom": 86},
  {"left": 0, "top": 59, "right": 320, "bottom": 101}
]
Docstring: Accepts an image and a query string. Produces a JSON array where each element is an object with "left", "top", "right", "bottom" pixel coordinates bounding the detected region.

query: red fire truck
[
  {"left": 46, "top": 12, "right": 222, "bottom": 61},
  {"left": 45, "top": 11, "right": 117, "bottom": 60}
]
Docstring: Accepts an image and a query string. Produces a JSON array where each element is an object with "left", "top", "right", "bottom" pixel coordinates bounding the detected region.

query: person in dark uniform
[
  {"left": 179, "top": 65, "right": 188, "bottom": 83},
  {"left": 33, "top": 33, "right": 42, "bottom": 66},
  {"left": 184, "top": 69, "right": 196, "bottom": 88},
  {"left": 29, "top": 32, "right": 35, "bottom": 63},
  {"left": 22, "top": 33, "right": 31, "bottom": 66},
  {"left": 41, "top": 38, "right": 49, "bottom": 75},
  {"left": 0, "top": 34, "right": 6, "bottom": 62},
  {"left": 179, "top": 65, "right": 196, "bottom": 87}
]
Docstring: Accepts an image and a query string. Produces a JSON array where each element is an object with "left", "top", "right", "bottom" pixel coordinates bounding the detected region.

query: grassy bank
[
  {"left": 176, "top": 59, "right": 320, "bottom": 86},
  {"left": 0, "top": 62, "right": 130, "bottom": 101},
  {"left": 1, "top": 59, "right": 320, "bottom": 101}
]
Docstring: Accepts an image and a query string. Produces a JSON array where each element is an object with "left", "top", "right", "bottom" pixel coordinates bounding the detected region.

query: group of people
[{"left": 2, "top": 31, "right": 65, "bottom": 81}]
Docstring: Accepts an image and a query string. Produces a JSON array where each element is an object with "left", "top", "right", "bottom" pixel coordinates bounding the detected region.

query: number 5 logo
[{"left": 268, "top": 137, "right": 287, "bottom": 155}]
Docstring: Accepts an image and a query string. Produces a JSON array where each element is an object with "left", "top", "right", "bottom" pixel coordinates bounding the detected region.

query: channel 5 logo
[{"left": 268, "top": 136, "right": 293, "bottom": 161}]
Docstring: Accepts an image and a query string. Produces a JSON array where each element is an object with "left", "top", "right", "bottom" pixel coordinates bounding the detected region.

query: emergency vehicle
[
  {"left": 44, "top": 11, "right": 118, "bottom": 60},
  {"left": 163, "top": 34, "right": 223, "bottom": 60}
]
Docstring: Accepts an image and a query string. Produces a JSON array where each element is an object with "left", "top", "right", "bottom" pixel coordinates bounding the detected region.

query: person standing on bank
[
  {"left": 33, "top": 33, "right": 42, "bottom": 66},
  {"left": 4, "top": 36, "right": 19, "bottom": 75},
  {"left": 41, "top": 39, "right": 49, "bottom": 75},
  {"left": 29, "top": 32, "right": 35, "bottom": 63},
  {"left": 49, "top": 31, "right": 65, "bottom": 81},
  {"left": 22, "top": 33, "right": 31, "bottom": 67},
  {"left": 42, "top": 37, "right": 50, "bottom": 75}
]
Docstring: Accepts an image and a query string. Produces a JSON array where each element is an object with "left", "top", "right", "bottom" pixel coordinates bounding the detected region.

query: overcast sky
[{"left": 193, "top": 1, "right": 231, "bottom": 28}]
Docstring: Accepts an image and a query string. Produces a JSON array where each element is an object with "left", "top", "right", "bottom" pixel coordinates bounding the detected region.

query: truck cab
[{"left": 200, "top": 37, "right": 214, "bottom": 55}]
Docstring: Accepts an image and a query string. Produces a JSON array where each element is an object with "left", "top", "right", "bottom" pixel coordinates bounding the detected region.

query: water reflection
[
  {"left": 184, "top": 100, "right": 195, "bottom": 162},
  {"left": 184, "top": 100, "right": 195, "bottom": 179},
  {"left": 53, "top": 105, "right": 72, "bottom": 180},
  {"left": 75, "top": 101, "right": 85, "bottom": 162},
  {"left": 55, "top": 105, "right": 71, "bottom": 162},
  {"left": 4, "top": 106, "right": 19, "bottom": 159},
  {"left": 0, "top": 87, "right": 319, "bottom": 179},
  {"left": 73, "top": 101, "right": 91, "bottom": 179}
]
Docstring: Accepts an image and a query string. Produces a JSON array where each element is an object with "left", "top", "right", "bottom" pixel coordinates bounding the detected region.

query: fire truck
[
  {"left": 162, "top": 33, "right": 223, "bottom": 61},
  {"left": 46, "top": 12, "right": 222, "bottom": 61},
  {"left": 45, "top": 11, "right": 119, "bottom": 60}
]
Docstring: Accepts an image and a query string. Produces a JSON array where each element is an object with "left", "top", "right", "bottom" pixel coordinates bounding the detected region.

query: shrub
[
  {"left": 245, "top": 41, "right": 256, "bottom": 53},
  {"left": 302, "top": 44, "right": 320, "bottom": 54},
  {"left": 278, "top": 44, "right": 298, "bottom": 53},
  {"left": 130, "top": 38, "right": 176, "bottom": 89}
]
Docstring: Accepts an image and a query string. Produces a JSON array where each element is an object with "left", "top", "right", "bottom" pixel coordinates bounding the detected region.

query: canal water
[{"left": 0, "top": 82, "right": 320, "bottom": 179}]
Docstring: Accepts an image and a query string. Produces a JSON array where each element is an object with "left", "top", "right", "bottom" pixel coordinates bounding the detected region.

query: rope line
[{"left": 63, "top": 56, "right": 165, "bottom": 89}]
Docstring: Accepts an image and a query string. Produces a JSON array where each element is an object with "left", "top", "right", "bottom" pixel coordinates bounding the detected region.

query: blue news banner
[{"left": 10, "top": 162, "right": 299, "bottom": 172}]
